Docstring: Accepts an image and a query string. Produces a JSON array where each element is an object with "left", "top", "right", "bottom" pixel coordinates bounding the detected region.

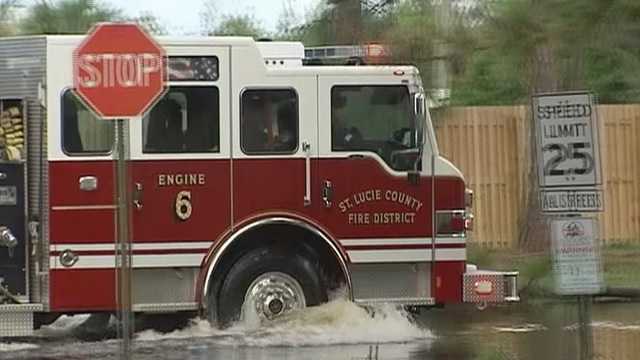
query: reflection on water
[
  {"left": 417, "top": 301, "right": 640, "bottom": 360},
  {"left": 0, "top": 300, "right": 638, "bottom": 359}
]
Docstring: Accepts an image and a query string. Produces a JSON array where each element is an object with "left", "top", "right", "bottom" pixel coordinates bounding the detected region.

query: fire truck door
[
  {"left": 48, "top": 86, "right": 119, "bottom": 310},
  {"left": 316, "top": 77, "right": 432, "bottom": 258},
  {"left": 231, "top": 77, "right": 317, "bottom": 224},
  {"left": 130, "top": 50, "right": 231, "bottom": 264}
]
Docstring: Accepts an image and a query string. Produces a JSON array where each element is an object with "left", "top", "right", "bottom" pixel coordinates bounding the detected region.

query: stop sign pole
[{"left": 73, "top": 23, "right": 167, "bottom": 357}]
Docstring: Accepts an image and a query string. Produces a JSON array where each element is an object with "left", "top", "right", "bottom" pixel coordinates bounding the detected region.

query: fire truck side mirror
[
  {"left": 413, "top": 93, "right": 426, "bottom": 146},
  {"left": 407, "top": 171, "right": 420, "bottom": 185},
  {"left": 413, "top": 93, "right": 425, "bottom": 116}
]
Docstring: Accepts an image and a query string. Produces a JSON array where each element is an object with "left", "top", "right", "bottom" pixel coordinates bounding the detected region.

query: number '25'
[{"left": 543, "top": 142, "right": 594, "bottom": 176}]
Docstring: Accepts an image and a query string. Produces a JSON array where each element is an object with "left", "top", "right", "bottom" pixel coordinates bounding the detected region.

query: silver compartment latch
[
  {"left": 0, "top": 226, "right": 17, "bottom": 258},
  {"left": 133, "top": 182, "right": 143, "bottom": 210},
  {"left": 322, "top": 180, "right": 333, "bottom": 208}
]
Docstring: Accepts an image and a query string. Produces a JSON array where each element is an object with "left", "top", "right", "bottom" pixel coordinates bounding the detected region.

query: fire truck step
[
  {"left": 0, "top": 304, "right": 42, "bottom": 337},
  {"left": 354, "top": 297, "right": 436, "bottom": 307}
]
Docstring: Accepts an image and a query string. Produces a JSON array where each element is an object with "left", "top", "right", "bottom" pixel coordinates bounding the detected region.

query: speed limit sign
[{"left": 534, "top": 92, "right": 601, "bottom": 188}]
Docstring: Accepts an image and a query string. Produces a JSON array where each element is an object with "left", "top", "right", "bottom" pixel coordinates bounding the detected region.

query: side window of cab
[
  {"left": 61, "top": 90, "right": 114, "bottom": 155},
  {"left": 331, "top": 85, "right": 417, "bottom": 171},
  {"left": 143, "top": 87, "right": 220, "bottom": 153},
  {"left": 240, "top": 89, "right": 299, "bottom": 155}
]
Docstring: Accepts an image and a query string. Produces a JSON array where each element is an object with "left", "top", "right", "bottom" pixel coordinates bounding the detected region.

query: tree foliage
[
  {"left": 130, "top": 11, "right": 167, "bottom": 36},
  {"left": 292, "top": 0, "right": 640, "bottom": 105},
  {"left": 20, "top": 0, "right": 122, "bottom": 35},
  {"left": 210, "top": 14, "right": 264, "bottom": 37},
  {"left": 292, "top": 3, "right": 334, "bottom": 46},
  {"left": 382, "top": 1, "right": 438, "bottom": 85},
  {"left": 274, "top": 0, "right": 302, "bottom": 41},
  {"left": 450, "top": 0, "right": 640, "bottom": 104},
  {"left": 200, "top": 0, "right": 265, "bottom": 38},
  {"left": 0, "top": 0, "right": 18, "bottom": 36}
]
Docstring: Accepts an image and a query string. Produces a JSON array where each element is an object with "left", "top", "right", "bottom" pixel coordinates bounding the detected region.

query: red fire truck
[{"left": 0, "top": 35, "right": 518, "bottom": 337}]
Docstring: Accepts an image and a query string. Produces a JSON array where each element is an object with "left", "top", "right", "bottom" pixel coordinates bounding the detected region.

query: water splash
[
  {"left": 35, "top": 314, "right": 91, "bottom": 338},
  {"left": 0, "top": 342, "right": 39, "bottom": 352},
  {"left": 136, "top": 299, "right": 432, "bottom": 347},
  {"left": 591, "top": 321, "right": 640, "bottom": 331},
  {"left": 493, "top": 323, "right": 548, "bottom": 333}
]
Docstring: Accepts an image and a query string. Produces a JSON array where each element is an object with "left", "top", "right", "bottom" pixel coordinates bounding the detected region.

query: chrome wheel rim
[{"left": 244, "top": 272, "right": 306, "bottom": 321}]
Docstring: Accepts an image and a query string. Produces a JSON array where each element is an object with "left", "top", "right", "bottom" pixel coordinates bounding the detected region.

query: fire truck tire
[{"left": 217, "top": 247, "right": 327, "bottom": 327}]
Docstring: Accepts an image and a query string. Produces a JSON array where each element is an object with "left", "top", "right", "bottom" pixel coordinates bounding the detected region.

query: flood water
[{"left": 1, "top": 299, "right": 639, "bottom": 360}]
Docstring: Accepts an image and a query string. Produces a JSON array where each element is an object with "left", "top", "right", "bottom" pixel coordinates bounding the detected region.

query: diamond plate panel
[
  {"left": 0, "top": 307, "right": 36, "bottom": 337},
  {"left": 463, "top": 273, "right": 505, "bottom": 303}
]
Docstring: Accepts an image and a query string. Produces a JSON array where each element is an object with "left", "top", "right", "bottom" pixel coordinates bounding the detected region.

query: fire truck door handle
[
  {"left": 303, "top": 141, "right": 311, "bottom": 206},
  {"left": 322, "top": 180, "right": 333, "bottom": 208},
  {"left": 79, "top": 176, "right": 98, "bottom": 191},
  {"left": 133, "top": 182, "right": 143, "bottom": 210}
]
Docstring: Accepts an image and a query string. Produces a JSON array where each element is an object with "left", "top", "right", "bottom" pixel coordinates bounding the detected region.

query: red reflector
[
  {"left": 436, "top": 211, "right": 467, "bottom": 235},
  {"left": 465, "top": 214, "right": 474, "bottom": 231},
  {"left": 474, "top": 280, "right": 494, "bottom": 295},
  {"left": 393, "top": 69, "right": 405, "bottom": 76},
  {"left": 450, "top": 213, "right": 465, "bottom": 232}
]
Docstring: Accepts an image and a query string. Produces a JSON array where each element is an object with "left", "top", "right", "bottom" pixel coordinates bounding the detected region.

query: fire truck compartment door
[{"left": 0, "top": 162, "right": 27, "bottom": 300}]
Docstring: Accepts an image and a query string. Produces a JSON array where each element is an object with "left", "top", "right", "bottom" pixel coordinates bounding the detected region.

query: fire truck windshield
[{"left": 331, "top": 85, "right": 420, "bottom": 171}]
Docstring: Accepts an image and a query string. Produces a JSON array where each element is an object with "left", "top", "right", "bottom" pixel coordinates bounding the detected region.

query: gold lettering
[
  {"left": 157, "top": 173, "right": 206, "bottom": 187},
  {"left": 365, "top": 190, "right": 374, "bottom": 202},
  {"left": 404, "top": 194, "right": 412, "bottom": 208}
]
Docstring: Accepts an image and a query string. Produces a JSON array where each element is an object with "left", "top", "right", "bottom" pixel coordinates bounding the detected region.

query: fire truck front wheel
[{"left": 217, "top": 247, "right": 327, "bottom": 327}]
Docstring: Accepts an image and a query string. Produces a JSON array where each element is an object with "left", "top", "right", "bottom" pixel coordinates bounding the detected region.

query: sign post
[
  {"left": 73, "top": 22, "right": 167, "bottom": 358},
  {"left": 114, "top": 119, "right": 132, "bottom": 353},
  {"left": 533, "top": 91, "right": 603, "bottom": 360}
]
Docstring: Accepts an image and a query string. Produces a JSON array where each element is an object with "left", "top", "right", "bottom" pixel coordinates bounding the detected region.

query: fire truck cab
[{"left": 0, "top": 35, "right": 518, "bottom": 336}]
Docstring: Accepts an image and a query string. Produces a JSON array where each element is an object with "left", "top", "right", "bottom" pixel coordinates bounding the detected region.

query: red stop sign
[{"left": 73, "top": 23, "right": 167, "bottom": 119}]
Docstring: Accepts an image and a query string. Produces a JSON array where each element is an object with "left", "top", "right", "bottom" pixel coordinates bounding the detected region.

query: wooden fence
[{"left": 432, "top": 105, "right": 640, "bottom": 248}]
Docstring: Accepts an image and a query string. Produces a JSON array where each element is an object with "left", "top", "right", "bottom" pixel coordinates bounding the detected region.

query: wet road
[{"left": 1, "top": 300, "right": 639, "bottom": 359}]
